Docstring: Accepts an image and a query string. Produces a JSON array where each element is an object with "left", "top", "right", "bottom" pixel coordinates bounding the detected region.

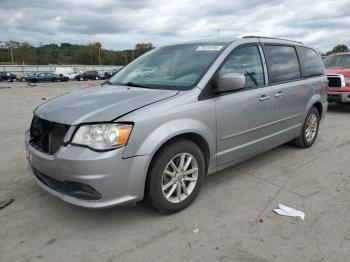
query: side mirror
[{"left": 216, "top": 73, "right": 246, "bottom": 93}]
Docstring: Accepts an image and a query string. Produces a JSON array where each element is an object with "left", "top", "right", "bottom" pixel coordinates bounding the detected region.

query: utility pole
[
  {"left": 217, "top": 29, "right": 220, "bottom": 40},
  {"left": 98, "top": 47, "right": 101, "bottom": 65},
  {"left": 9, "top": 39, "right": 14, "bottom": 64},
  {"left": 89, "top": 32, "right": 92, "bottom": 65}
]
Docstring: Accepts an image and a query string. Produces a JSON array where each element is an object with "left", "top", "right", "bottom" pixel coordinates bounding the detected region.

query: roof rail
[{"left": 241, "top": 36, "right": 303, "bottom": 44}]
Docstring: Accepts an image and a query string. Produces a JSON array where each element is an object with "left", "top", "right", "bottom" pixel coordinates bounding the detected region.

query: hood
[
  {"left": 326, "top": 67, "right": 350, "bottom": 76},
  {"left": 34, "top": 85, "right": 178, "bottom": 125}
]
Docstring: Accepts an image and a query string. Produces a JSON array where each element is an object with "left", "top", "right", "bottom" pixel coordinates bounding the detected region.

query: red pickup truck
[{"left": 324, "top": 52, "right": 350, "bottom": 103}]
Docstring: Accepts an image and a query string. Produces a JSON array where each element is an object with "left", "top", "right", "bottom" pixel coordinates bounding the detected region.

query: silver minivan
[{"left": 25, "top": 37, "right": 328, "bottom": 213}]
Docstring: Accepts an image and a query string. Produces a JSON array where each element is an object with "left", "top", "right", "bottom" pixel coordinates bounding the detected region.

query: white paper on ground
[{"left": 273, "top": 204, "right": 305, "bottom": 220}]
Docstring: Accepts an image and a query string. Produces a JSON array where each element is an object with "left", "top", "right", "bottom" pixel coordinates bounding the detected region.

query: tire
[
  {"left": 292, "top": 107, "right": 320, "bottom": 148},
  {"left": 52, "top": 78, "right": 58, "bottom": 82},
  {"left": 147, "top": 139, "right": 206, "bottom": 213}
]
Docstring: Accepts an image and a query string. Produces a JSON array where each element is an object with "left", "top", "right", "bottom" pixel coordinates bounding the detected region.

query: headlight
[{"left": 72, "top": 124, "right": 133, "bottom": 150}]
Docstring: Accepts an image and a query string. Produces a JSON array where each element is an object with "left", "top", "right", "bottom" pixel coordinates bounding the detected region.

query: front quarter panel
[{"left": 120, "top": 90, "right": 217, "bottom": 171}]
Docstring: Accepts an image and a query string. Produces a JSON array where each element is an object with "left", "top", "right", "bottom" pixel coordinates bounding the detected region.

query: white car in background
[{"left": 54, "top": 67, "right": 81, "bottom": 80}]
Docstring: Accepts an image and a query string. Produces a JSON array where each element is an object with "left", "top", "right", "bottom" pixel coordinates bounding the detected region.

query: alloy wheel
[
  {"left": 305, "top": 113, "right": 318, "bottom": 143},
  {"left": 161, "top": 153, "right": 198, "bottom": 203}
]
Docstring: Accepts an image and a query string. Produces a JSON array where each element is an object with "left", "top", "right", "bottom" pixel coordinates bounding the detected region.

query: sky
[{"left": 0, "top": 0, "right": 349, "bottom": 52}]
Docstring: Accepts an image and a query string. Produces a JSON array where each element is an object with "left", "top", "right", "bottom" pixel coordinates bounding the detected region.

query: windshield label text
[{"left": 196, "top": 45, "right": 223, "bottom": 51}]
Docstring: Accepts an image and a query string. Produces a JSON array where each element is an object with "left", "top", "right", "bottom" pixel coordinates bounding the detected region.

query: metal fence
[{"left": 0, "top": 64, "right": 123, "bottom": 74}]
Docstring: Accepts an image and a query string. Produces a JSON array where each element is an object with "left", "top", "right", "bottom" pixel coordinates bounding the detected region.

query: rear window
[
  {"left": 297, "top": 47, "right": 324, "bottom": 77},
  {"left": 264, "top": 45, "right": 301, "bottom": 84}
]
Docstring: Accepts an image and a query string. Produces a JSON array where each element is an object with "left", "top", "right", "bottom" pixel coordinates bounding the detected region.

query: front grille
[
  {"left": 29, "top": 116, "right": 70, "bottom": 154},
  {"left": 327, "top": 75, "right": 342, "bottom": 88}
]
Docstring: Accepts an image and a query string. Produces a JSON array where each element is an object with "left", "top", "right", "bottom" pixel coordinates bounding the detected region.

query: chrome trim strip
[
  {"left": 63, "top": 125, "right": 76, "bottom": 143},
  {"left": 218, "top": 124, "right": 301, "bottom": 157},
  {"left": 221, "top": 113, "right": 303, "bottom": 140}
]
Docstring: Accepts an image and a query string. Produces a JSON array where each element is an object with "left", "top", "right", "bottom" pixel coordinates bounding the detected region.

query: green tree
[
  {"left": 133, "top": 43, "right": 154, "bottom": 59},
  {"left": 123, "top": 50, "right": 134, "bottom": 64},
  {"left": 14, "top": 43, "right": 36, "bottom": 64},
  {"left": 74, "top": 45, "right": 91, "bottom": 64},
  {"left": 0, "top": 48, "right": 11, "bottom": 63},
  {"left": 332, "top": 45, "right": 349, "bottom": 53},
  {"left": 0, "top": 41, "right": 154, "bottom": 65},
  {"left": 325, "top": 44, "right": 349, "bottom": 56}
]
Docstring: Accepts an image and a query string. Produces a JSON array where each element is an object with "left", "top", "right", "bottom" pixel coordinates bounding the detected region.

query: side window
[
  {"left": 219, "top": 45, "right": 264, "bottom": 88},
  {"left": 297, "top": 47, "right": 325, "bottom": 77},
  {"left": 264, "top": 45, "right": 300, "bottom": 84}
]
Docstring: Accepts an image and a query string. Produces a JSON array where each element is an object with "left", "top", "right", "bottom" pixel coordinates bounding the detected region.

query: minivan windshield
[
  {"left": 324, "top": 54, "right": 350, "bottom": 68},
  {"left": 109, "top": 43, "right": 229, "bottom": 90}
]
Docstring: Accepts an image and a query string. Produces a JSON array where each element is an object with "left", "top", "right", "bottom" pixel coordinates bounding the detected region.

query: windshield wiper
[
  {"left": 106, "top": 81, "right": 158, "bottom": 89},
  {"left": 124, "top": 82, "right": 154, "bottom": 89}
]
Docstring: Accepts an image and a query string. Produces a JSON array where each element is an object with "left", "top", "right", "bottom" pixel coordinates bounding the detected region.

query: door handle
[
  {"left": 274, "top": 91, "right": 284, "bottom": 98},
  {"left": 259, "top": 95, "right": 271, "bottom": 101}
]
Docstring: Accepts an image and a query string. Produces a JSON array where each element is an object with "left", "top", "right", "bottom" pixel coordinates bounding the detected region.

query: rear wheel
[
  {"left": 292, "top": 107, "right": 320, "bottom": 148},
  {"left": 147, "top": 139, "right": 206, "bottom": 213}
]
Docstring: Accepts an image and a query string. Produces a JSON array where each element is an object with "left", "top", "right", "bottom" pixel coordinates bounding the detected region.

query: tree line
[
  {"left": 321, "top": 45, "right": 348, "bottom": 56},
  {"left": 0, "top": 42, "right": 153, "bottom": 65},
  {"left": 0, "top": 41, "right": 348, "bottom": 65}
]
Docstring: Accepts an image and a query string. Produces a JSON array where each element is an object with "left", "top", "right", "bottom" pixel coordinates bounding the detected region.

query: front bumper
[
  {"left": 25, "top": 130, "right": 149, "bottom": 208},
  {"left": 328, "top": 91, "right": 350, "bottom": 103}
]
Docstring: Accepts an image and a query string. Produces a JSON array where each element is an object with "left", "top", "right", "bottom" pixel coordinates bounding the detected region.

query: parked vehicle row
[
  {"left": 54, "top": 67, "right": 81, "bottom": 80},
  {"left": 75, "top": 70, "right": 100, "bottom": 81},
  {"left": 73, "top": 69, "right": 123, "bottom": 81},
  {"left": 26, "top": 72, "right": 69, "bottom": 83},
  {"left": 0, "top": 72, "right": 17, "bottom": 82},
  {"left": 0, "top": 68, "right": 122, "bottom": 83}
]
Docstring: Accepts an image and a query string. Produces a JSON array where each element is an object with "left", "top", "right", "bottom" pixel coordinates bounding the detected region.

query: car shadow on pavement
[{"left": 327, "top": 102, "right": 350, "bottom": 113}]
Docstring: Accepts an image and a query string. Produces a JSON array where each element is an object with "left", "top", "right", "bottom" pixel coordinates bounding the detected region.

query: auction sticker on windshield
[{"left": 196, "top": 45, "right": 223, "bottom": 51}]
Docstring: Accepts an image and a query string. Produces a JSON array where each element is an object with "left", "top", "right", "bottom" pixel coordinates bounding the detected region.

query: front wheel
[
  {"left": 147, "top": 140, "right": 206, "bottom": 213},
  {"left": 292, "top": 107, "right": 320, "bottom": 148}
]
